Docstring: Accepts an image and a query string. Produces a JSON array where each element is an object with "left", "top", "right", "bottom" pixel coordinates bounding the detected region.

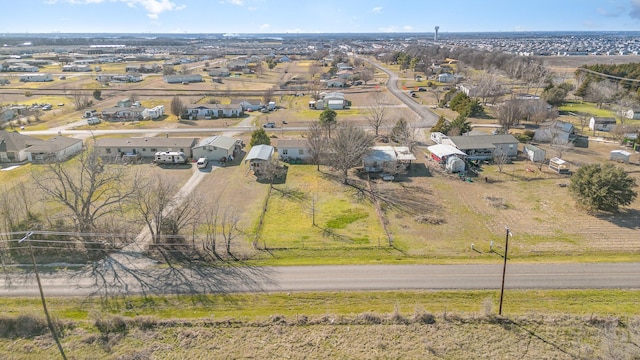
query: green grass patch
[{"left": 559, "top": 100, "right": 614, "bottom": 117}]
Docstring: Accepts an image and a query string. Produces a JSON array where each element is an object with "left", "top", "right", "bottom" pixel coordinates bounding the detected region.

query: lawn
[{"left": 559, "top": 100, "right": 615, "bottom": 117}]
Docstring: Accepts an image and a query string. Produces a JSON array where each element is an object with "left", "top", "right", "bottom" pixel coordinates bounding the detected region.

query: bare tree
[
  {"left": 549, "top": 128, "right": 575, "bottom": 159},
  {"left": 170, "top": 96, "right": 185, "bottom": 120},
  {"left": 586, "top": 80, "right": 617, "bottom": 108},
  {"left": 163, "top": 65, "right": 176, "bottom": 76},
  {"left": 493, "top": 149, "right": 509, "bottom": 173},
  {"left": 307, "top": 122, "right": 328, "bottom": 171},
  {"left": 427, "top": 84, "right": 444, "bottom": 105},
  {"left": 363, "top": 90, "right": 389, "bottom": 136},
  {"left": 475, "top": 72, "right": 504, "bottom": 105},
  {"left": 308, "top": 78, "right": 323, "bottom": 101},
  {"left": 262, "top": 87, "right": 275, "bottom": 105},
  {"left": 327, "top": 124, "right": 375, "bottom": 184},
  {"left": 179, "top": 64, "right": 191, "bottom": 75},
  {"left": 32, "top": 148, "right": 135, "bottom": 234},
  {"left": 202, "top": 205, "right": 220, "bottom": 257},
  {"left": 71, "top": 88, "right": 92, "bottom": 110},
  {"left": 360, "top": 67, "right": 374, "bottom": 84},
  {"left": 494, "top": 99, "right": 524, "bottom": 132},
  {"left": 221, "top": 208, "right": 241, "bottom": 255},
  {"left": 256, "top": 159, "right": 286, "bottom": 188}
]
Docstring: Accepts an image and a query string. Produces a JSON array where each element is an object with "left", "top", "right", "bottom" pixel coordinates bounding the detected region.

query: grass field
[{"left": 0, "top": 290, "right": 638, "bottom": 359}]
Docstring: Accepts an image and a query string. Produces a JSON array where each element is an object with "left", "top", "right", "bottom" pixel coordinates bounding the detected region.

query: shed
[
  {"left": 610, "top": 150, "right": 631, "bottom": 163},
  {"left": 523, "top": 144, "right": 546, "bottom": 162},
  {"left": 549, "top": 157, "right": 570, "bottom": 174},
  {"left": 589, "top": 117, "right": 616, "bottom": 132},
  {"left": 244, "top": 144, "right": 274, "bottom": 171}
]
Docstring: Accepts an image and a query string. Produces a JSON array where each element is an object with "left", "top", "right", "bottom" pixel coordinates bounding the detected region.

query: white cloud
[
  {"left": 260, "top": 23, "right": 270, "bottom": 30},
  {"left": 228, "top": 0, "right": 244, "bottom": 5},
  {"left": 403, "top": 25, "right": 413, "bottom": 31},
  {"left": 53, "top": 0, "right": 186, "bottom": 19},
  {"left": 371, "top": 6, "right": 382, "bottom": 14}
]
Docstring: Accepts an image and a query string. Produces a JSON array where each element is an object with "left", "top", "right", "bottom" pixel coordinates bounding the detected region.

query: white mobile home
[
  {"left": 19, "top": 73, "right": 52, "bottom": 82},
  {"left": 142, "top": 105, "right": 165, "bottom": 120},
  {"left": 610, "top": 150, "right": 631, "bottom": 163}
]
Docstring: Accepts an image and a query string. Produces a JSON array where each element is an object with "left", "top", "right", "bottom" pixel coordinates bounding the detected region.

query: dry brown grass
[{"left": 1, "top": 312, "right": 638, "bottom": 359}]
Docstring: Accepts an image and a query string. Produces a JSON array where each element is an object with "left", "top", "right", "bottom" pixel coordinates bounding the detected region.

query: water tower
[{"left": 434, "top": 26, "right": 439, "bottom": 41}]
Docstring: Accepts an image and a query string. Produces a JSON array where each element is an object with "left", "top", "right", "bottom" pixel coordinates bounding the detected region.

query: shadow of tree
[{"left": 596, "top": 208, "right": 640, "bottom": 230}]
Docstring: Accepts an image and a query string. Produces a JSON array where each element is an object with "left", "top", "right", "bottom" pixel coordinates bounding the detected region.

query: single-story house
[
  {"left": 184, "top": 103, "right": 243, "bottom": 119},
  {"left": 589, "top": 117, "right": 617, "bottom": 132},
  {"left": 125, "top": 64, "right": 162, "bottom": 73},
  {"left": 326, "top": 78, "right": 347, "bottom": 88},
  {"left": 26, "top": 136, "right": 83, "bottom": 163},
  {"left": 19, "top": 73, "right": 52, "bottom": 82},
  {"left": 533, "top": 120, "right": 575, "bottom": 144},
  {"left": 0, "top": 130, "right": 44, "bottom": 163},
  {"left": 163, "top": 74, "right": 203, "bottom": 83},
  {"left": 93, "top": 137, "right": 198, "bottom": 160},
  {"left": 275, "top": 139, "right": 311, "bottom": 163},
  {"left": 142, "top": 105, "right": 165, "bottom": 120},
  {"left": 445, "top": 134, "right": 519, "bottom": 161},
  {"left": 6, "top": 64, "right": 39, "bottom": 72},
  {"left": 244, "top": 144, "right": 274, "bottom": 171},
  {"left": 231, "top": 99, "right": 263, "bottom": 112},
  {"left": 96, "top": 73, "right": 143, "bottom": 83},
  {"left": 363, "top": 146, "right": 416, "bottom": 173},
  {"left": 310, "top": 92, "right": 351, "bottom": 110},
  {"left": 62, "top": 64, "right": 92, "bottom": 72},
  {"left": 192, "top": 135, "right": 239, "bottom": 162},
  {"left": 438, "top": 73, "right": 454, "bottom": 83},
  {"left": 208, "top": 67, "right": 230, "bottom": 77},
  {"left": 101, "top": 107, "right": 145, "bottom": 121}
]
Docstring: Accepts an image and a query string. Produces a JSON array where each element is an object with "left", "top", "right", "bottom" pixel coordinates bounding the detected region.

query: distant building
[{"left": 19, "top": 73, "right": 52, "bottom": 82}]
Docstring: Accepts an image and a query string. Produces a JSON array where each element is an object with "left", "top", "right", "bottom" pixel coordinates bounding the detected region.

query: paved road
[
  {"left": 364, "top": 57, "right": 439, "bottom": 127},
  {"left": 2, "top": 262, "right": 639, "bottom": 297}
]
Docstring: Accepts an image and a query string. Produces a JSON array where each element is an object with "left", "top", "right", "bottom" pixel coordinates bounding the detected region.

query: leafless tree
[
  {"left": 221, "top": 208, "right": 241, "bottom": 255},
  {"left": 363, "top": 90, "right": 389, "bottom": 136},
  {"left": 427, "top": 85, "right": 444, "bottom": 105},
  {"left": 550, "top": 131, "right": 574, "bottom": 159},
  {"left": 202, "top": 204, "right": 220, "bottom": 257},
  {"left": 179, "top": 64, "right": 191, "bottom": 75},
  {"left": 170, "top": 96, "right": 185, "bottom": 120},
  {"left": 390, "top": 118, "right": 420, "bottom": 150},
  {"left": 494, "top": 99, "right": 524, "bottom": 132},
  {"left": 307, "top": 122, "right": 328, "bottom": 171},
  {"left": 0, "top": 183, "right": 36, "bottom": 235},
  {"left": 130, "top": 175, "right": 201, "bottom": 246},
  {"left": 71, "top": 88, "right": 92, "bottom": 110},
  {"left": 493, "top": 149, "right": 509, "bottom": 173},
  {"left": 256, "top": 159, "right": 286, "bottom": 188},
  {"left": 476, "top": 72, "right": 504, "bottom": 105},
  {"left": 611, "top": 124, "right": 639, "bottom": 144},
  {"left": 308, "top": 77, "right": 323, "bottom": 101},
  {"left": 255, "top": 61, "right": 264, "bottom": 77},
  {"left": 586, "top": 80, "right": 618, "bottom": 108},
  {"left": 262, "top": 87, "right": 275, "bottom": 105},
  {"left": 381, "top": 159, "right": 408, "bottom": 178},
  {"left": 327, "top": 124, "right": 375, "bottom": 184},
  {"left": 163, "top": 65, "right": 176, "bottom": 76},
  {"left": 32, "top": 148, "right": 135, "bottom": 234},
  {"left": 360, "top": 67, "right": 374, "bottom": 84},
  {"left": 129, "top": 93, "right": 139, "bottom": 103}
]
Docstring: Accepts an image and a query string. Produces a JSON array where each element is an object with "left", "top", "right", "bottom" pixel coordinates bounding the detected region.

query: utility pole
[
  {"left": 19, "top": 231, "right": 68, "bottom": 360},
  {"left": 498, "top": 226, "right": 512, "bottom": 316}
]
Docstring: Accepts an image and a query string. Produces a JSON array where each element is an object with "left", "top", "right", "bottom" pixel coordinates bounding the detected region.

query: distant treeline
[{"left": 578, "top": 63, "right": 640, "bottom": 92}]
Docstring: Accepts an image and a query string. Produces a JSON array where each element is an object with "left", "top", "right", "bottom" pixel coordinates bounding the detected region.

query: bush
[
  {"left": 0, "top": 315, "right": 48, "bottom": 338},
  {"left": 24, "top": 91, "right": 33, "bottom": 97}
]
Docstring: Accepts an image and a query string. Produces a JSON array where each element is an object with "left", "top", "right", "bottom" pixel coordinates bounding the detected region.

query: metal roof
[{"left": 245, "top": 144, "right": 274, "bottom": 162}]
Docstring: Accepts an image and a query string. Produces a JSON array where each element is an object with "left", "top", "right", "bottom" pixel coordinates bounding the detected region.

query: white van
[
  {"left": 196, "top": 157, "right": 208, "bottom": 169},
  {"left": 87, "top": 117, "right": 101, "bottom": 125}
]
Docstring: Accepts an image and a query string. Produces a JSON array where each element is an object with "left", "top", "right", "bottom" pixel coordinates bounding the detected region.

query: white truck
[{"left": 154, "top": 151, "right": 188, "bottom": 165}]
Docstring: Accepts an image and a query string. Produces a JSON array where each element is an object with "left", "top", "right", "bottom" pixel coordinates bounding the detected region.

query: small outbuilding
[
  {"left": 549, "top": 157, "right": 570, "bottom": 174},
  {"left": 522, "top": 144, "right": 546, "bottom": 162},
  {"left": 446, "top": 156, "right": 466, "bottom": 173},
  {"left": 610, "top": 150, "right": 631, "bottom": 163},
  {"left": 244, "top": 144, "right": 274, "bottom": 171}
]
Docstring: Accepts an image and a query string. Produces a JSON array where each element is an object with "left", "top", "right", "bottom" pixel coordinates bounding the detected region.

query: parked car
[
  {"left": 263, "top": 122, "right": 276, "bottom": 128},
  {"left": 42, "top": 104, "right": 52, "bottom": 111},
  {"left": 196, "top": 157, "right": 208, "bottom": 169},
  {"left": 87, "top": 117, "right": 101, "bottom": 125},
  {"left": 418, "top": 87, "right": 427, "bottom": 92}
]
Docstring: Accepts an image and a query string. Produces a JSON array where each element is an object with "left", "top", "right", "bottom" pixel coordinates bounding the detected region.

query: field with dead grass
[{"left": 1, "top": 290, "right": 639, "bottom": 359}]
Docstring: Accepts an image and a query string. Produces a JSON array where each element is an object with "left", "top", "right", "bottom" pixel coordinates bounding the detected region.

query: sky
[{"left": 2, "top": 0, "right": 640, "bottom": 34}]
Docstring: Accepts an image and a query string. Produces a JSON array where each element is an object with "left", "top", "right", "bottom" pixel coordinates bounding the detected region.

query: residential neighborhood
[{"left": 1, "top": 27, "right": 640, "bottom": 359}]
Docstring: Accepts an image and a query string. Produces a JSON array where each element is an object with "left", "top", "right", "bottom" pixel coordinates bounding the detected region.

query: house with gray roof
[
  {"left": 93, "top": 137, "right": 198, "bottom": 161},
  {"left": 275, "top": 139, "right": 311, "bottom": 163},
  {"left": 0, "top": 130, "right": 43, "bottom": 163},
  {"left": 26, "top": 136, "right": 83, "bottom": 163},
  {"left": 444, "top": 134, "right": 518, "bottom": 161},
  {"left": 192, "top": 135, "right": 239, "bottom": 162}
]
